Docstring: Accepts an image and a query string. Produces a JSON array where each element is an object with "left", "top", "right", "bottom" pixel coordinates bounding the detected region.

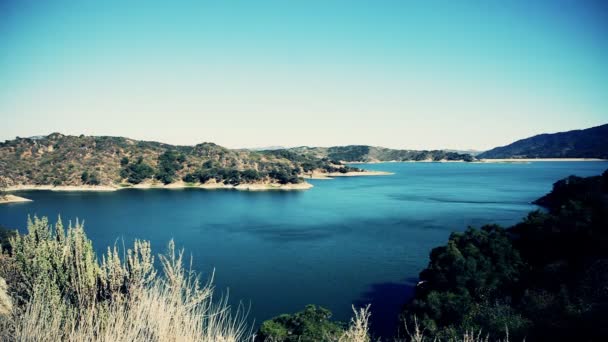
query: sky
[{"left": 0, "top": 0, "right": 607, "bottom": 150}]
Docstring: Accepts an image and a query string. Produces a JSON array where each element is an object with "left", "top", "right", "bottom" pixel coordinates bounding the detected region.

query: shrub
[
  {"left": 0, "top": 216, "right": 249, "bottom": 341},
  {"left": 155, "top": 151, "right": 186, "bottom": 184},
  {"left": 121, "top": 157, "right": 154, "bottom": 184}
]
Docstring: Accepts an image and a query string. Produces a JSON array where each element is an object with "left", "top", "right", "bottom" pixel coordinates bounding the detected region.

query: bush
[
  {"left": 121, "top": 157, "right": 154, "bottom": 184},
  {"left": 0, "top": 216, "right": 249, "bottom": 341},
  {"left": 81, "top": 171, "right": 101, "bottom": 185},
  {"left": 401, "top": 169, "right": 608, "bottom": 341},
  {"left": 155, "top": 151, "right": 186, "bottom": 184},
  {"left": 258, "top": 305, "right": 344, "bottom": 342}
]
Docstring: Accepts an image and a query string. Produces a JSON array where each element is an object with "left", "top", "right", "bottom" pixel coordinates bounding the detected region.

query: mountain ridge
[{"left": 478, "top": 124, "right": 608, "bottom": 159}]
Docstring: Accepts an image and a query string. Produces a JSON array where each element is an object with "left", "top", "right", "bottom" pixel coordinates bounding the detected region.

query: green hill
[
  {"left": 0, "top": 133, "right": 358, "bottom": 188},
  {"left": 285, "top": 145, "right": 475, "bottom": 162},
  {"left": 401, "top": 168, "right": 608, "bottom": 341},
  {"left": 478, "top": 124, "right": 608, "bottom": 159}
]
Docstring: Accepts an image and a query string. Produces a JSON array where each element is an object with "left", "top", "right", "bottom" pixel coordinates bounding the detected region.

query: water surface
[{"left": 1, "top": 161, "right": 606, "bottom": 337}]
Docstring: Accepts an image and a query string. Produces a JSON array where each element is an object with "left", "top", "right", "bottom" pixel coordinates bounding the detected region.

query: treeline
[
  {"left": 287, "top": 145, "right": 475, "bottom": 163},
  {"left": 401, "top": 169, "right": 608, "bottom": 341},
  {"left": 262, "top": 150, "right": 361, "bottom": 174}
]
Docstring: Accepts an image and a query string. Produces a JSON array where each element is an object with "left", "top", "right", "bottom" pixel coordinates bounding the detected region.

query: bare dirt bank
[{"left": 0, "top": 194, "right": 33, "bottom": 204}]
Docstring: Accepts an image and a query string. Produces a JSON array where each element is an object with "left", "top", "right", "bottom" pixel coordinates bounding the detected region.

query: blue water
[{"left": 1, "top": 161, "right": 607, "bottom": 337}]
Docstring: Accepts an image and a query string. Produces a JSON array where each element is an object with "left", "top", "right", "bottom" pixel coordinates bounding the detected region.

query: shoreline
[
  {"left": 0, "top": 194, "right": 33, "bottom": 204},
  {"left": 300, "top": 170, "right": 393, "bottom": 179},
  {"left": 2, "top": 170, "right": 392, "bottom": 194},
  {"left": 476, "top": 158, "right": 607, "bottom": 163},
  {"left": 347, "top": 160, "right": 467, "bottom": 164},
  {"left": 349, "top": 158, "right": 606, "bottom": 164},
  {"left": 129, "top": 180, "right": 314, "bottom": 191},
  {"left": 4, "top": 181, "right": 314, "bottom": 193}
]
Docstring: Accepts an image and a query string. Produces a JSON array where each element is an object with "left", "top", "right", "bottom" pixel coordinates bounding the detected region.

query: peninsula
[{"left": 0, "top": 133, "right": 388, "bottom": 202}]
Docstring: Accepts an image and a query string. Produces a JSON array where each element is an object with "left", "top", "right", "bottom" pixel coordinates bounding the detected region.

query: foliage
[
  {"left": 155, "top": 150, "right": 186, "bottom": 184},
  {"left": 401, "top": 168, "right": 608, "bottom": 341},
  {"left": 288, "top": 146, "right": 475, "bottom": 163},
  {"left": 121, "top": 156, "right": 155, "bottom": 184},
  {"left": 0, "top": 216, "right": 249, "bottom": 341},
  {"left": 0, "top": 227, "right": 16, "bottom": 254},
  {"left": 183, "top": 167, "right": 267, "bottom": 185},
  {"left": 0, "top": 133, "right": 356, "bottom": 186},
  {"left": 258, "top": 305, "right": 345, "bottom": 342},
  {"left": 81, "top": 170, "right": 101, "bottom": 185}
]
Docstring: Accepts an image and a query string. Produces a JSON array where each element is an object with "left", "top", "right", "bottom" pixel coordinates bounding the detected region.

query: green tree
[
  {"left": 121, "top": 157, "right": 154, "bottom": 184},
  {"left": 258, "top": 305, "right": 344, "bottom": 342},
  {"left": 155, "top": 151, "right": 186, "bottom": 184}
]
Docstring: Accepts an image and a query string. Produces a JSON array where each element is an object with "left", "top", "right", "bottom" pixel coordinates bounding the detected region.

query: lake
[{"left": 1, "top": 161, "right": 607, "bottom": 337}]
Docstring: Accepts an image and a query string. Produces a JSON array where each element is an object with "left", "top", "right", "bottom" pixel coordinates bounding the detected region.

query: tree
[
  {"left": 121, "top": 157, "right": 154, "bottom": 184},
  {"left": 155, "top": 151, "right": 186, "bottom": 185},
  {"left": 258, "top": 305, "right": 344, "bottom": 342},
  {"left": 81, "top": 171, "right": 101, "bottom": 185}
]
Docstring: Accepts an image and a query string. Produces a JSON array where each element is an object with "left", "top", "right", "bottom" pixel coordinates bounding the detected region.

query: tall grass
[
  {"left": 339, "top": 305, "right": 371, "bottom": 342},
  {"left": 0, "top": 216, "right": 250, "bottom": 341},
  {"left": 0, "top": 277, "right": 11, "bottom": 317},
  {"left": 399, "top": 316, "right": 510, "bottom": 342},
  {"left": 0, "top": 216, "right": 510, "bottom": 342}
]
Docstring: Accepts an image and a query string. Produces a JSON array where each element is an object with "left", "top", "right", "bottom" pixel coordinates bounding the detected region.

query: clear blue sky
[{"left": 1, "top": 0, "right": 606, "bottom": 150}]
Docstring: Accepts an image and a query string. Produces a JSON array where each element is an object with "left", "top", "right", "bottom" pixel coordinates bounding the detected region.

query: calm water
[{"left": 1, "top": 162, "right": 607, "bottom": 337}]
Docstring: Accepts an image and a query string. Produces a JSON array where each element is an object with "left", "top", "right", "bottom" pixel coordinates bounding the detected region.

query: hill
[
  {"left": 0, "top": 133, "right": 359, "bottom": 189},
  {"left": 284, "top": 145, "right": 475, "bottom": 162},
  {"left": 477, "top": 124, "right": 608, "bottom": 159},
  {"left": 401, "top": 168, "right": 608, "bottom": 341}
]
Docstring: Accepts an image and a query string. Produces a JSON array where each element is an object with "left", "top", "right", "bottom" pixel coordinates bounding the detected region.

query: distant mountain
[
  {"left": 286, "top": 145, "right": 475, "bottom": 162},
  {"left": 443, "top": 149, "right": 484, "bottom": 156},
  {"left": 0, "top": 133, "right": 357, "bottom": 188},
  {"left": 246, "top": 146, "right": 287, "bottom": 151},
  {"left": 478, "top": 124, "right": 608, "bottom": 159}
]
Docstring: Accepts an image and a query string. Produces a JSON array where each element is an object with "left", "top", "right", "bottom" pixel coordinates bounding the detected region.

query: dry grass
[
  {"left": 0, "top": 216, "right": 251, "bottom": 342},
  {"left": 339, "top": 305, "right": 372, "bottom": 342},
  {"left": 0, "top": 277, "right": 11, "bottom": 317},
  {"left": 401, "top": 316, "right": 511, "bottom": 342},
  {"left": 13, "top": 257, "right": 248, "bottom": 341}
]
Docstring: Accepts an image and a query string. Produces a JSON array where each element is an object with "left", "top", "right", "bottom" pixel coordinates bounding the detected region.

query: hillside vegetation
[
  {"left": 0, "top": 133, "right": 358, "bottom": 188},
  {"left": 256, "top": 169, "right": 608, "bottom": 341},
  {"left": 477, "top": 124, "right": 608, "bottom": 159},
  {"left": 286, "top": 146, "right": 475, "bottom": 163},
  {"left": 401, "top": 168, "right": 608, "bottom": 341}
]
